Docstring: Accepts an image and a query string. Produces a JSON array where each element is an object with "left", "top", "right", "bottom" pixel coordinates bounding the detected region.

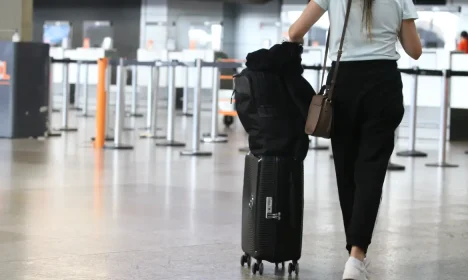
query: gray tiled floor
[{"left": 0, "top": 109, "right": 467, "bottom": 280}]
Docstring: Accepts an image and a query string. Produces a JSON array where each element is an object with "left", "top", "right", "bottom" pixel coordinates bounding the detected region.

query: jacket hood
[{"left": 245, "top": 42, "right": 304, "bottom": 75}]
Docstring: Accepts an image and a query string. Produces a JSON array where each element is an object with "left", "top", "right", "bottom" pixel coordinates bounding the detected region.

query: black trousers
[{"left": 327, "top": 60, "right": 404, "bottom": 253}]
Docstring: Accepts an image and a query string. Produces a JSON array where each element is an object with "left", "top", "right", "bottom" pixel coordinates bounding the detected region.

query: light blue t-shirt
[{"left": 314, "top": 0, "right": 419, "bottom": 61}]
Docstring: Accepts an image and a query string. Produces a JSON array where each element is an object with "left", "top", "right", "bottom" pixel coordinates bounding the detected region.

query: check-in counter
[{"left": 0, "top": 42, "right": 49, "bottom": 138}]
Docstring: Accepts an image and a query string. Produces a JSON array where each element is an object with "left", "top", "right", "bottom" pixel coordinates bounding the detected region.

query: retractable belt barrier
[
  {"left": 58, "top": 61, "right": 78, "bottom": 132},
  {"left": 426, "top": 69, "right": 458, "bottom": 168},
  {"left": 139, "top": 61, "right": 164, "bottom": 139},
  {"left": 181, "top": 59, "right": 244, "bottom": 156},
  {"left": 51, "top": 57, "right": 241, "bottom": 151},
  {"left": 46, "top": 58, "right": 61, "bottom": 137},
  {"left": 138, "top": 61, "right": 163, "bottom": 137},
  {"left": 303, "top": 63, "right": 468, "bottom": 169},
  {"left": 155, "top": 60, "right": 187, "bottom": 147},
  {"left": 47, "top": 58, "right": 468, "bottom": 165},
  {"left": 181, "top": 59, "right": 213, "bottom": 157},
  {"left": 106, "top": 58, "right": 134, "bottom": 150},
  {"left": 447, "top": 70, "right": 468, "bottom": 156},
  {"left": 51, "top": 58, "right": 96, "bottom": 65},
  {"left": 130, "top": 64, "right": 143, "bottom": 118},
  {"left": 396, "top": 67, "right": 443, "bottom": 158}
]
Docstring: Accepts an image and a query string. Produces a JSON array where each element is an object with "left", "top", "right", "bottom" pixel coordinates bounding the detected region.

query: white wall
[
  {"left": 168, "top": 0, "right": 223, "bottom": 51},
  {"left": 222, "top": 3, "right": 237, "bottom": 57},
  {"left": 140, "top": 0, "right": 282, "bottom": 59},
  {"left": 140, "top": 0, "right": 224, "bottom": 51},
  {"left": 233, "top": 0, "right": 282, "bottom": 59},
  {"left": 457, "top": 5, "right": 468, "bottom": 33},
  {"left": 0, "top": 0, "right": 32, "bottom": 41},
  {"left": 140, "top": 0, "right": 169, "bottom": 48}
]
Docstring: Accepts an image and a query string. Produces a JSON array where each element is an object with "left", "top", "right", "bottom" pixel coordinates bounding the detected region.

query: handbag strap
[{"left": 320, "top": 0, "right": 353, "bottom": 100}]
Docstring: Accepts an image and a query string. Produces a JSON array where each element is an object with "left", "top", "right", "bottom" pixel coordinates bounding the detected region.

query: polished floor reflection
[{"left": 0, "top": 111, "right": 467, "bottom": 280}]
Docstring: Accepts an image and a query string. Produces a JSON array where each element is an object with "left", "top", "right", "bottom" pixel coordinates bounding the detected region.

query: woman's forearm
[{"left": 288, "top": 1, "right": 326, "bottom": 42}]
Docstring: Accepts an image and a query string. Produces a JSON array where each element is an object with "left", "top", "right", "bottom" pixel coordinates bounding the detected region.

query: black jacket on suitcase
[{"left": 234, "top": 42, "right": 315, "bottom": 161}]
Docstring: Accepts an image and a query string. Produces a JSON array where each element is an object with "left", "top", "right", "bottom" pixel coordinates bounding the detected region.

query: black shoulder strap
[{"left": 321, "top": 0, "right": 353, "bottom": 100}]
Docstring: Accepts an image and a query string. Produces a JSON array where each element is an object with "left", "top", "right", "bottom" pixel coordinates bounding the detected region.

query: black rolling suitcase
[{"left": 240, "top": 153, "right": 304, "bottom": 276}]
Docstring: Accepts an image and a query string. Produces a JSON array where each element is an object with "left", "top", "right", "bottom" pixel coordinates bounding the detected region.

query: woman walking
[{"left": 289, "top": 0, "right": 422, "bottom": 279}]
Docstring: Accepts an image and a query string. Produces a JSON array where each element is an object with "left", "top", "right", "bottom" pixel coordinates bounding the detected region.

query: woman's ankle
[{"left": 350, "top": 246, "right": 366, "bottom": 261}]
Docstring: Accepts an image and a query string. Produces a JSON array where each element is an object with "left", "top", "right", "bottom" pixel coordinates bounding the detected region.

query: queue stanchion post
[
  {"left": 309, "top": 64, "right": 329, "bottom": 151},
  {"left": 140, "top": 62, "right": 165, "bottom": 139},
  {"left": 81, "top": 62, "right": 93, "bottom": 117},
  {"left": 181, "top": 59, "right": 212, "bottom": 156},
  {"left": 181, "top": 63, "right": 193, "bottom": 117},
  {"left": 46, "top": 58, "right": 61, "bottom": 137},
  {"left": 105, "top": 62, "right": 114, "bottom": 141},
  {"left": 94, "top": 58, "right": 108, "bottom": 149},
  {"left": 397, "top": 67, "right": 427, "bottom": 157},
  {"left": 387, "top": 128, "right": 405, "bottom": 171},
  {"left": 426, "top": 70, "right": 458, "bottom": 168},
  {"left": 156, "top": 61, "right": 186, "bottom": 147},
  {"left": 202, "top": 64, "right": 228, "bottom": 143},
  {"left": 59, "top": 61, "right": 78, "bottom": 132},
  {"left": 71, "top": 61, "right": 82, "bottom": 111},
  {"left": 51, "top": 61, "right": 61, "bottom": 113},
  {"left": 130, "top": 65, "right": 143, "bottom": 117},
  {"left": 141, "top": 63, "right": 154, "bottom": 130},
  {"left": 140, "top": 63, "right": 162, "bottom": 135},
  {"left": 105, "top": 58, "right": 133, "bottom": 150}
]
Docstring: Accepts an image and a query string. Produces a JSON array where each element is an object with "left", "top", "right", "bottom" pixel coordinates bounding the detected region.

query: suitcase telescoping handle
[{"left": 265, "top": 197, "right": 281, "bottom": 220}]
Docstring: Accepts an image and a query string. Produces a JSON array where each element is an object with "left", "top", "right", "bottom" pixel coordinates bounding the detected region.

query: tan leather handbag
[{"left": 305, "top": 0, "right": 353, "bottom": 139}]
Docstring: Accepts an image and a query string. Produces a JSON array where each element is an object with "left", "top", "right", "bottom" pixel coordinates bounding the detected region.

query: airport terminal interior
[{"left": 1, "top": 0, "right": 468, "bottom": 279}]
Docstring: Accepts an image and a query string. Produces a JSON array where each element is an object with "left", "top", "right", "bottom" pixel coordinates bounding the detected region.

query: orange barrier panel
[
  {"left": 220, "top": 75, "right": 233, "bottom": 80},
  {"left": 94, "top": 58, "right": 108, "bottom": 149},
  {"left": 219, "top": 110, "right": 238, "bottom": 117},
  {"left": 217, "top": 58, "right": 246, "bottom": 63}
]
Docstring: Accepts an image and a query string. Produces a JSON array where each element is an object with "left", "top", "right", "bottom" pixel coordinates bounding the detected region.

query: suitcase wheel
[
  {"left": 252, "top": 261, "right": 264, "bottom": 275},
  {"left": 240, "top": 254, "right": 251, "bottom": 267},
  {"left": 288, "top": 261, "right": 299, "bottom": 276},
  {"left": 223, "top": 116, "right": 234, "bottom": 127}
]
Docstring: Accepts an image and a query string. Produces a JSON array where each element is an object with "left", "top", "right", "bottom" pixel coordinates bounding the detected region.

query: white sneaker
[{"left": 342, "top": 257, "right": 369, "bottom": 280}]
